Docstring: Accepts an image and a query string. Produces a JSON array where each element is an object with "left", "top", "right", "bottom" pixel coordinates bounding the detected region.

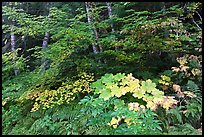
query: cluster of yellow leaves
[
  {"left": 128, "top": 102, "right": 145, "bottom": 113},
  {"left": 72, "top": 72, "right": 94, "bottom": 93},
  {"left": 144, "top": 96, "right": 178, "bottom": 111},
  {"left": 159, "top": 75, "right": 173, "bottom": 91},
  {"left": 98, "top": 73, "right": 178, "bottom": 111},
  {"left": 172, "top": 84, "right": 197, "bottom": 99},
  {"left": 108, "top": 116, "right": 136, "bottom": 128},
  {"left": 28, "top": 73, "right": 94, "bottom": 112},
  {"left": 29, "top": 87, "right": 75, "bottom": 112},
  {"left": 171, "top": 55, "right": 201, "bottom": 77},
  {"left": 125, "top": 75, "right": 177, "bottom": 111},
  {"left": 161, "top": 96, "right": 178, "bottom": 110},
  {"left": 183, "top": 91, "right": 197, "bottom": 98},
  {"left": 108, "top": 116, "right": 122, "bottom": 128}
]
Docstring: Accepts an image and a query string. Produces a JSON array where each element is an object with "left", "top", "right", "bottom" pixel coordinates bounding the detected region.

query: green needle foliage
[{"left": 2, "top": 2, "right": 202, "bottom": 135}]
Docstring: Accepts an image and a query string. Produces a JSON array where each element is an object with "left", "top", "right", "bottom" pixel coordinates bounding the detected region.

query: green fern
[
  {"left": 166, "top": 107, "right": 183, "bottom": 124},
  {"left": 166, "top": 123, "right": 201, "bottom": 135}
]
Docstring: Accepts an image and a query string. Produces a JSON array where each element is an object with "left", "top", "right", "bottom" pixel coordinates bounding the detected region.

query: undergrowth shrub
[
  {"left": 157, "top": 54, "right": 202, "bottom": 130},
  {"left": 78, "top": 73, "right": 182, "bottom": 134}
]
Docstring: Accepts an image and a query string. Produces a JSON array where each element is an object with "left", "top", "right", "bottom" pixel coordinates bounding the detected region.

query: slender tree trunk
[
  {"left": 21, "top": 35, "right": 26, "bottom": 53},
  {"left": 41, "top": 32, "right": 49, "bottom": 73},
  {"left": 106, "top": 2, "right": 115, "bottom": 33},
  {"left": 42, "top": 32, "right": 49, "bottom": 49},
  {"left": 90, "top": 3, "right": 103, "bottom": 52},
  {"left": 11, "top": 24, "right": 19, "bottom": 75},
  {"left": 92, "top": 24, "right": 103, "bottom": 52},
  {"left": 106, "top": 2, "right": 117, "bottom": 51},
  {"left": 162, "top": 2, "right": 169, "bottom": 38},
  {"left": 41, "top": 2, "right": 51, "bottom": 72},
  {"left": 85, "top": 2, "right": 102, "bottom": 53}
]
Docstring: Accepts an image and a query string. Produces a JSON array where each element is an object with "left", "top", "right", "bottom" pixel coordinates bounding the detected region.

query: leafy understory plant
[
  {"left": 19, "top": 72, "right": 94, "bottom": 112},
  {"left": 79, "top": 73, "right": 181, "bottom": 134},
  {"left": 79, "top": 96, "right": 162, "bottom": 135},
  {"left": 91, "top": 73, "right": 178, "bottom": 111}
]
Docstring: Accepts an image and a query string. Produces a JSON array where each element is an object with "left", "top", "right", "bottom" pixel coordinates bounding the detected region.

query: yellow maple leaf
[
  {"left": 153, "top": 97, "right": 164, "bottom": 105},
  {"left": 146, "top": 101, "right": 157, "bottom": 111},
  {"left": 191, "top": 68, "right": 201, "bottom": 76},
  {"left": 124, "top": 118, "right": 132, "bottom": 123},
  {"left": 132, "top": 89, "right": 145, "bottom": 99},
  {"left": 124, "top": 118, "right": 132, "bottom": 128},
  {"left": 162, "top": 101, "right": 171, "bottom": 110},
  {"left": 176, "top": 57, "right": 187, "bottom": 65},
  {"left": 128, "top": 79, "right": 140, "bottom": 91},
  {"left": 120, "top": 86, "right": 130, "bottom": 94},
  {"left": 110, "top": 117, "right": 118, "bottom": 125}
]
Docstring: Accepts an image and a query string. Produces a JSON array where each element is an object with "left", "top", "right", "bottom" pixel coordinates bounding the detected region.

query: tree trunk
[
  {"left": 41, "top": 32, "right": 49, "bottom": 72},
  {"left": 85, "top": 2, "right": 102, "bottom": 53},
  {"left": 21, "top": 35, "right": 27, "bottom": 53},
  {"left": 42, "top": 32, "right": 49, "bottom": 49},
  {"left": 162, "top": 2, "right": 169, "bottom": 38},
  {"left": 11, "top": 24, "right": 19, "bottom": 75},
  {"left": 41, "top": 2, "right": 51, "bottom": 72},
  {"left": 106, "top": 2, "right": 115, "bottom": 33},
  {"left": 106, "top": 2, "right": 117, "bottom": 51}
]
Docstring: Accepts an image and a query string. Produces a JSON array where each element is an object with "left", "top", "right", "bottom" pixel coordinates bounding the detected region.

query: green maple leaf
[
  {"left": 132, "top": 88, "right": 145, "bottom": 99},
  {"left": 91, "top": 80, "right": 102, "bottom": 89},
  {"left": 91, "top": 80, "right": 105, "bottom": 94},
  {"left": 106, "top": 82, "right": 114, "bottom": 87},
  {"left": 141, "top": 79, "right": 156, "bottom": 93},
  {"left": 101, "top": 73, "right": 114, "bottom": 84},
  {"left": 110, "top": 85, "right": 121, "bottom": 97},
  {"left": 99, "top": 89, "right": 112, "bottom": 100},
  {"left": 114, "top": 73, "right": 125, "bottom": 81},
  {"left": 151, "top": 89, "right": 164, "bottom": 97},
  {"left": 129, "top": 79, "right": 140, "bottom": 92}
]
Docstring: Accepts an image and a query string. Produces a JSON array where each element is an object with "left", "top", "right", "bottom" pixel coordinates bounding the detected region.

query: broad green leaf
[
  {"left": 114, "top": 73, "right": 125, "bottom": 81},
  {"left": 110, "top": 85, "right": 121, "bottom": 97},
  {"left": 141, "top": 79, "right": 156, "bottom": 93},
  {"left": 151, "top": 89, "right": 164, "bottom": 97},
  {"left": 132, "top": 88, "right": 145, "bottom": 99},
  {"left": 99, "top": 89, "right": 112, "bottom": 101}
]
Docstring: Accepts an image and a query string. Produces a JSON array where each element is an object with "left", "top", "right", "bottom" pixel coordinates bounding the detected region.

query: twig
[
  {"left": 192, "top": 17, "right": 202, "bottom": 30},
  {"left": 195, "top": 11, "right": 202, "bottom": 21}
]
